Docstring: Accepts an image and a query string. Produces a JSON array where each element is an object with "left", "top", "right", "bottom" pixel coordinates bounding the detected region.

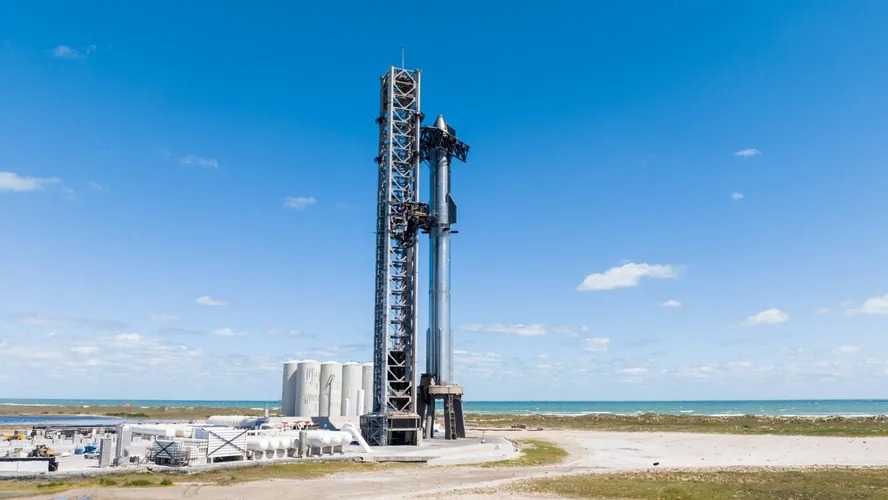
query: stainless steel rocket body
[{"left": 427, "top": 136, "right": 453, "bottom": 384}]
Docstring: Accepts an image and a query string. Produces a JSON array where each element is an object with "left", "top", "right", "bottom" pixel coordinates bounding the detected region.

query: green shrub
[
  {"left": 123, "top": 478, "right": 154, "bottom": 487},
  {"left": 98, "top": 477, "right": 118, "bottom": 486}
]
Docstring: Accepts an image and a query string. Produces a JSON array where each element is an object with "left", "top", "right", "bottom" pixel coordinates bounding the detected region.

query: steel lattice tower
[{"left": 361, "top": 67, "right": 423, "bottom": 446}]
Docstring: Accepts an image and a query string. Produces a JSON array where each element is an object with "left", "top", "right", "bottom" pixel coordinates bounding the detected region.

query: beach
[{"left": 22, "top": 428, "right": 888, "bottom": 499}]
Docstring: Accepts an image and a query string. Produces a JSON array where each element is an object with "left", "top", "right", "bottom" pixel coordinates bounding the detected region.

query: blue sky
[{"left": 2, "top": 1, "right": 887, "bottom": 401}]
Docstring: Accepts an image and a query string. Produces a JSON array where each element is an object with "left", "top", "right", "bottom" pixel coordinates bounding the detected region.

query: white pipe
[
  {"left": 341, "top": 422, "right": 373, "bottom": 453},
  {"left": 344, "top": 398, "right": 350, "bottom": 417}
]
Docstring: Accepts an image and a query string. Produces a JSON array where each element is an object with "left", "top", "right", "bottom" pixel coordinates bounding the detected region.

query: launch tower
[{"left": 362, "top": 66, "right": 469, "bottom": 446}]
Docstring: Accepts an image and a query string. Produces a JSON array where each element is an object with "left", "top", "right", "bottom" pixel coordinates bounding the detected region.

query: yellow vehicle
[{"left": 3, "top": 433, "right": 26, "bottom": 441}]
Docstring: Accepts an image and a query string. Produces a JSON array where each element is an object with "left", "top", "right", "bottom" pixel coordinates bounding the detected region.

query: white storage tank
[
  {"left": 361, "top": 362, "right": 373, "bottom": 415},
  {"left": 294, "top": 359, "right": 321, "bottom": 417},
  {"left": 341, "top": 362, "right": 363, "bottom": 416},
  {"left": 319, "top": 362, "right": 343, "bottom": 417},
  {"left": 281, "top": 360, "right": 299, "bottom": 417}
]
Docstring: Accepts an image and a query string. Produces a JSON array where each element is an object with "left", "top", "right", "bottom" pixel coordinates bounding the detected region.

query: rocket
[{"left": 425, "top": 115, "right": 468, "bottom": 384}]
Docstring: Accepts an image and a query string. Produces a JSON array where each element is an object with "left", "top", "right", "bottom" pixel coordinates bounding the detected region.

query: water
[
  {"left": 0, "top": 415, "right": 123, "bottom": 426},
  {"left": 2, "top": 398, "right": 887, "bottom": 417}
]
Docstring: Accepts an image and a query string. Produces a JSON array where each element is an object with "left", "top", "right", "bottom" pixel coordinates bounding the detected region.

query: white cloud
[
  {"left": 577, "top": 262, "right": 678, "bottom": 291},
  {"left": 283, "top": 196, "right": 317, "bottom": 210},
  {"left": 743, "top": 308, "right": 789, "bottom": 326},
  {"left": 87, "top": 181, "right": 103, "bottom": 191},
  {"left": 71, "top": 346, "right": 99, "bottom": 355},
  {"left": 0, "top": 171, "right": 61, "bottom": 192},
  {"left": 582, "top": 337, "right": 611, "bottom": 352},
  {"left": 179, "top": 155, "right": 219, "bottom": 169},
  {"left": 148, "top": 313, "right": 181, "bottom": 323},
  {"left": 618, "top": 367, "right": 648, "bottom": 375},
  {"left": 660, "top": 299, "right": 682, "bottom": 308},
  {"left": 115, "top": 333, "right": 143, "bottom": 344},
  {"left": 846, "top": 294, "right": 888, "bottom": 315},
  {"left": 268, "top": 329, "right": 306, "bottom": 338},
  {"left": 196, "top": 295, "right": 227, "bottom": 307},
  {"left": 13, "top": 314, "right": 126, "bottom": 330},
  {"left": 725, "top": 361, "right": 753, "bottom": 370},
  {"left": 732, "top": 192, "right": 744, "bottom": 201},
  {"left": 733, "top": 148, "right": 762, "bottom": 158},
  {"left": 459, "top": 323, "right": 587, "bottom": 337},
  {"left": 51, "top": 44, "right": 96, "bottom": 60},
  {"left": 834, "top": 345, "right": 859, "bottom": 354},
  {"left": 211, "top": 328, "right": 246, "bottom": 337}
]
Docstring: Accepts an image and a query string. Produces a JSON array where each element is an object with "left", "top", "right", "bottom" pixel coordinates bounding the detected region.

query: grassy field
[
  {"left": 513, "top": 467, "right": 888, "bottom": 499},
  {"left": 477, "top": 438, "right": 568, "bottom": 468},
  {"left": 466, "top": 412, "right": 888, "bottom": 437},
  {"left": 0, "top": 405, "right": 274, "bottom": 421},
  {"left": 0, "top": 461, "right": 403, "bottom": 497}
]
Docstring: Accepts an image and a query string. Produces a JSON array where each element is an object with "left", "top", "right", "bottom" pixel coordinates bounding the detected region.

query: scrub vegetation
[
  {"left": 478, "top": 438, "right": 567, "bottom": 468},
  {"left": 513, "top": 467, "right": 888, "bottom": 499},
  {"left": 0, "top": 461, "right": 402, "bottom": 497},
  {"left": 466, "top": 413, "right": 888, "bottom": 437}
]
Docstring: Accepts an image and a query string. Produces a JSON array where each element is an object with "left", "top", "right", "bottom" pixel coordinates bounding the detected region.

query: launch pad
[{"left": 362, "top": 66, "right": 470, "bottom": 446}]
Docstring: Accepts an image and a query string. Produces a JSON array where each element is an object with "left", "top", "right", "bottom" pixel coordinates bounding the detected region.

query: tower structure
[
  {"left": 361, "top": 67, "right": 424, "bottom": 446},
  {"left": 362, "top": 66, "right": 470, "bottom": 446}
]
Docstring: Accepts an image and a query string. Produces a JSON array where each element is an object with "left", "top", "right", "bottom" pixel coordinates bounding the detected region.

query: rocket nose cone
[{"left": 434, "top": 115, "right": 447, "bottom": 131}]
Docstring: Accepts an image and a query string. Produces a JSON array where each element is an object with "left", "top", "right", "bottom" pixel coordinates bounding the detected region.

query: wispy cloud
[
  {"left": 733, "top": 148, "right": 762, "bottom": 158},
  {"left": 459, "top": 323, "right": 587, "bottom": 337},
  {"left": 845, "top": 294, "right": 888, "bottom": 315},
  {"left": 0, "top": 171, "right": 61, "bottom": 192},
  {"left": 743, "top": 308, "right": 789, "bottom": 326},
  {"left": 660, "top": 299, "right": 683, "bottom": 308},
  {"left": 87, "top": 181, "right": 103, "bottom": 191},
  {"left": 179, "top": 155, "right": 219, "bottom": 169},
  {"left": 268, "top": 329, "right": 310, "bottom": 338},
  {"left": 578, "top": 262, "right": 678, "bottom": 291},
  {"left": 195, "top": 295, "right": 227, "bottom": 307},
  {"left": 732, "top": 192, "right": 744, "bottom": 201},
  {"left": 51, "top": 44, "right": 96, "bottom": 60},
  {"left": 582, "top": 337, "right": 611, "bottom": 352},
  {"left": 211, "top": 328, "right": 246, "bottom": 337},
  {"left": 618, "top": 367, "right": 648, "bottom": 376},
  {"left": 13, "top": 314, "right": 126, "bottom": 331},
  {"left": 283, "top": 196, "right": 317, "bottom": 210},
  {"left": 833, "top": 345, "right": 859, "bottom": 354}
]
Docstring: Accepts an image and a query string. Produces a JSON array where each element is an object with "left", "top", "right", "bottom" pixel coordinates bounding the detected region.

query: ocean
[{"left": 2, "top": 398, "right": 887, "bottom": 417}]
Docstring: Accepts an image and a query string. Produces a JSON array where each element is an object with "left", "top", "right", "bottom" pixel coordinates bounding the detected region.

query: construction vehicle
[
  {"left": 3, "top": 432, "right": 26, "bottom": 441},
  {"left": 28, "top": 445, "right": 59, "bottom": 471}
]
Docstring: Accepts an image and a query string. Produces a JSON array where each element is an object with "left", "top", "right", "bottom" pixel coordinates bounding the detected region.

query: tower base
[
  {"left": 418, "top": 376, "right": 466, "bottom": 440},
  {"left": 360, "top": 413, "right": 421, "bottom": 446}
]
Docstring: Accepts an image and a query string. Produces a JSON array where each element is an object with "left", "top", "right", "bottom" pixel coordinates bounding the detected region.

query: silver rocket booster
[{"left": 427, "top": 115, "right": 453, "bottom": 384}]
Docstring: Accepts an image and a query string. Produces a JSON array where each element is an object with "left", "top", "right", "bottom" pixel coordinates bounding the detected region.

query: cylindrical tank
[
  {"left": 319, "top": 362, "right": 343, "bottom": 417},
  {"left": 129, "top": 425, "right": 175, "bottom": 438},
  {"left": 361, "top": 363, "right": 373, "bottom": 414},
  {"left": 294, "top": 359, "right": 321, "bottom": 417},
  {"left": 281, "top": 360, "right": 299, "bottom": 417},
  {"left": 246, "top": 437, "right": 269, "bottom": 451},
  {"left": 340, "top": 362, "right": 363, "bottom": 417}
]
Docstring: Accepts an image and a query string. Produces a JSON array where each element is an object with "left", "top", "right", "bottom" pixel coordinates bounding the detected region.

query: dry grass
[
  {"left": 477, "top": 438, "right": 568, "bottom": 468},
  {"left": 466, "top": 412, "right": 888, "bottom": 437},
  {"left": 0, "top": 461, "right": 406, "bottom": 497},
  {"left": 514, "top": 467, "right": 888, "bottom": 499}
]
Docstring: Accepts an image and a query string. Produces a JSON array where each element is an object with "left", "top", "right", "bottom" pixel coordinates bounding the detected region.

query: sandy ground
[{"left": 30, "top": 429, "right": 888, "bottom": 499}]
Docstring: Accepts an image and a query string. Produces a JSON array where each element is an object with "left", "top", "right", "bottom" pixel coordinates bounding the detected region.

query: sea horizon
[{"left": 2, "top": 398, "right": 887, "bottom": 417}]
